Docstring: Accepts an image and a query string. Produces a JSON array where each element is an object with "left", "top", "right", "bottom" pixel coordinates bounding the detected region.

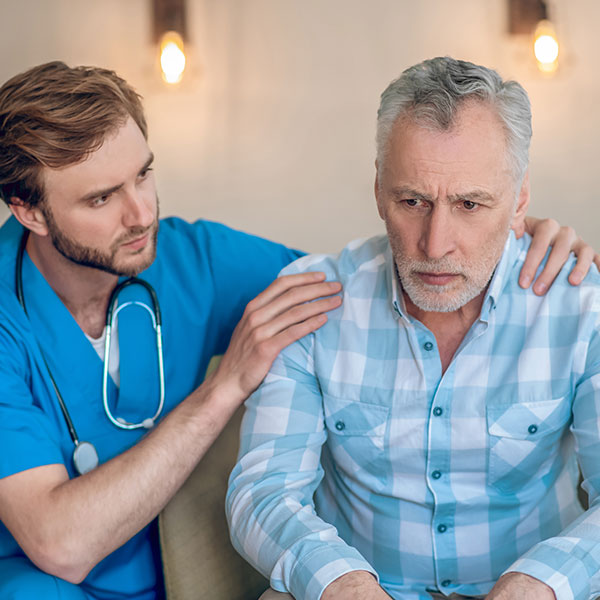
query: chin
[{"left": 119, "top": 242, "right": 157, "bottom": 276}]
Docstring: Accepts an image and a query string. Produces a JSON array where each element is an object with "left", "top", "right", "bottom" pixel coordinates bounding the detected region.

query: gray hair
[{"left": 376, "top": 57, "right": 532, "bottom": 184}]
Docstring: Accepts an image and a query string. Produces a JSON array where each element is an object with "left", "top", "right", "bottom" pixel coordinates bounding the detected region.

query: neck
[
  {"left": 26, "top": 233, "right": 118, "bottom": 338},
  {"left": 404, "top": 290, "right": 486, "bottom": 373}
]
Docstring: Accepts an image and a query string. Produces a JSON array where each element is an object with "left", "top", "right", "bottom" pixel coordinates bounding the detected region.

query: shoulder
[
  {"left": 0, "top": 217, "right": 23, "bottom": 287},
  {"left": 155, "top": 217, "right": 301, "bottom": 264},
  {"left": 509, "top": 233, "right": 600, "bottom": 311},
  {"left": 0, "top": 281, "right": 34, "bottom": 367},
  {"left": 280, "top": 235, "right": 389, "bottom": 284}
]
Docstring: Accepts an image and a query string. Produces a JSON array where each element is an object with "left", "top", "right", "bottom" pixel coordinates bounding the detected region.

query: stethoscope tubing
[
  {"left": 102, "top": 278, "right": 165, "bottom": 430},
  {"left": 16, "top": 230, "right": 83, "bottom": 447},
  {"left": 15, "top": 229, "right": 165, "bottom": 473}
]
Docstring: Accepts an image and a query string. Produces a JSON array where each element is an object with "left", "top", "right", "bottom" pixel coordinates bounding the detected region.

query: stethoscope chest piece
[{"left": 73, "top": 441, "right": 100, "bottom": 475}]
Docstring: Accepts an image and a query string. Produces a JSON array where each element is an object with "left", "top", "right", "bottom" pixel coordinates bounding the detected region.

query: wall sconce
[
  {"left": 508, "top": 0, "right": 560, "bottom": 74},
  {"left": 153, "top": 0, "right": 187, "bottom": 84}
]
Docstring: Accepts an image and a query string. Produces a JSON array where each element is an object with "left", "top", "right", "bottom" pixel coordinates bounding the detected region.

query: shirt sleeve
[
  {"left": 226, "top": 330, "right": 377, "bottom": 600},
  {"left": 503, "top": 320, "right": 600, "bottom": 600},
  {"left": 0, "top": 315, "right": 65, "bottom": 478}
]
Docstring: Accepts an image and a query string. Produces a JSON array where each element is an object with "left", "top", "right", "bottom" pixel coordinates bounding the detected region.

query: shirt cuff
[
  {"left": 288, "top": 543, "right": 378, "bottom": 600},
  {"left": 504, "top": 537, "right": 596, "bottom": 600}
]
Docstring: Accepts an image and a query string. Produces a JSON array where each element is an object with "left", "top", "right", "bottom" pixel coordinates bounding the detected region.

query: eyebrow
[
  {"left": 390, "top": 187, "right": 433, "bottom": 202},
  {"left": 447, "top": 190, "right": 497, "bottom": 205},
  {"left": 78, "top": 153, "right": 154, "bottom": 204},
  {"left": 390, "top": 186, "right": 498, "bottom": 205}
]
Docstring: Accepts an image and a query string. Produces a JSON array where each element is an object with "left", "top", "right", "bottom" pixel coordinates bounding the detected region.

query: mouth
[
  {"left": 121, "top": 232, "right": 150, "bottom": 251},
  {"left": 415, "top": 272, "right": 461, "bottom": 286}
]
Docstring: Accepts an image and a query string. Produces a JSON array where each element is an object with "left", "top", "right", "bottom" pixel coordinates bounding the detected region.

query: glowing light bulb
[
  {"left": 160, "top": 31, "right": 186, "bottom": 84},
  {"left": 533, "top": 20, "right": 559, "bottom": 74}
]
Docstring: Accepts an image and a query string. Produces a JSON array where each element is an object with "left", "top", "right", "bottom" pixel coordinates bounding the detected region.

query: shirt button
[
  {"left": 441, "top": 580, "right": 451, "bottom": 587},
  {"left": 433, "top": 407, "right": 443, "bottom": 417},
  {"left": 431, "top": 470, "right": 442, "bottom": 480},
  {"left": 335, "top": 421, "right": 345, "bottom": 431},
  {"left": 528, "top": 424, "right": 538, "bottom": 434},
  {"left": 424, "top": 341, "right": 434, "bottom": 351},
  {"left": 437, "top": 524, "right": 447, "bottom": 533}
]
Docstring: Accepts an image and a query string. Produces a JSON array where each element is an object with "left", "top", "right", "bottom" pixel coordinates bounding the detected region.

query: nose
[
  {"left": 418, "top": 206, "right": 456, "bottom": 259},
  {"left": 122, "top": 190, "right": 155, "bottom": 230}
]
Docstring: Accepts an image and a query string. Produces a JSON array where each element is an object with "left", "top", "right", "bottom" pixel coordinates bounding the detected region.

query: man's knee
[
  {"left": 259, "top": 589, "right": 294, "bottom": 600},
  {"left": 0, "top": 557, "right": 88, "bottom": 599}
]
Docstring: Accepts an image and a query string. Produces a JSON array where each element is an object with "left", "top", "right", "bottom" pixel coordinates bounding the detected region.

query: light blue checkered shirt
[{"left": 226, "top": 232, "right": 600, "bottom": 600}]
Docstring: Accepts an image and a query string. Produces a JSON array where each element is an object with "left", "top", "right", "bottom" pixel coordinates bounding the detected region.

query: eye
[
  {"left": 139, "top": 167, "right": 153, "bottom": 180},
  {"left": 403, "top": 198, "right": 428, "bottom": 209},
  {"left": 90, "top": 194, "right": 110, "bottom": 207},
  {"left": 462, "top": 200, "right": 477, "bottom": 210}
]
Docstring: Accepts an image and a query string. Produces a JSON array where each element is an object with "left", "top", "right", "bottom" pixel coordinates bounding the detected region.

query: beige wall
[{"left": 0, "top": 0, "right": 597, "bottom": 253}]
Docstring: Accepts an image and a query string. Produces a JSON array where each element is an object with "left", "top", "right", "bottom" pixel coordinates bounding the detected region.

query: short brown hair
[{"left": 0, "top": 61, "right": 148, "bottom": 207}]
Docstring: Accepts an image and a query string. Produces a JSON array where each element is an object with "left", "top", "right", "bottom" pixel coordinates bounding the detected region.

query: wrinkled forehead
[{"left": 382, "top": 102, "right": 517, "bottom": 190}]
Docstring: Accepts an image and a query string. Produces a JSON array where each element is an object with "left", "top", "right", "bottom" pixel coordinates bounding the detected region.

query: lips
[
  {"left": 121, "top": 233, "right": 149, "bottom": 251},
  {"left": 416, "top": 272, "right": 461, "bottom": 286}
]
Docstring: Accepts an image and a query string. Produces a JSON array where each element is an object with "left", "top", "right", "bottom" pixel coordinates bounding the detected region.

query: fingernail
[
  {"left": 534, "top": 282, "right": 547, "bottom": 295},
  {"left": 520, "top": 275, "right": 531, "bottom": 288}
]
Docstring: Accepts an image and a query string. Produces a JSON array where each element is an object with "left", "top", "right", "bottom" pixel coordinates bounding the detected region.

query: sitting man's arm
[
  {"left": 487, "top": 324, "right": 600, "bottom": 600},
  {"left": 226, "top": 316, "right": 386, "bottom": 600}
]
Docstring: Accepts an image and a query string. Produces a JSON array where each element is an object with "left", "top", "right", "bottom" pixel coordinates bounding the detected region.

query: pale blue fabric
[
  {"left": 227, "top": 232, "right": 600, "bottom": 600},
  {"left": 0, "top": 216, "right": 302, "bottom": 599}
]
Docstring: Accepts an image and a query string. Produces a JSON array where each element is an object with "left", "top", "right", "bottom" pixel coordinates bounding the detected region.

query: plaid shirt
[{"left": 226, "top": 232, "right": 600, "bottom": 600}]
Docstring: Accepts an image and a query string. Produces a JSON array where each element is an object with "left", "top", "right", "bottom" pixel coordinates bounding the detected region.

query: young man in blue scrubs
[{"left": 0, "top": 62, "right": 594, "bottom": 599}]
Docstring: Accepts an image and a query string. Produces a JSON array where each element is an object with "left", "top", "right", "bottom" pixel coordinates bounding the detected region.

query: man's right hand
[
  {"left": 210, "top": 271, "right": 342, "bottom": 402},
  {"left": 321, "top": 571, "right": 391, "bottom": 600}
]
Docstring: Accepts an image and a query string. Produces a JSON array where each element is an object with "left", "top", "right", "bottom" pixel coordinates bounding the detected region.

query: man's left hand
[
  {"left": 486, "top": 572, "right": 556, "bottom": 600},
  {"left": 517, "top": 216, "right": 600, "bottom": 294}
]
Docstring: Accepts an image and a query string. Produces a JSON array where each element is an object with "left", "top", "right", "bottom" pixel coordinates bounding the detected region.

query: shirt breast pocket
[
  {"left": 323, "top": 394, "right": 390, "bottom": 484},
  {"left": 486, "top": 397, "right": 571, "bottom": 494}
]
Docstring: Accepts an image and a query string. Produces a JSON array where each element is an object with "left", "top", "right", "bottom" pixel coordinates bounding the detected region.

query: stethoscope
[{"left": 16, "top": 230, "right": 165, "bottom": 475}]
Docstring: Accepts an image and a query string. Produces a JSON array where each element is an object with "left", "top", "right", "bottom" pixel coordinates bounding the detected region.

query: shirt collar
[{"left": 385, "top": 230, "right": 525, "bottom": 323}]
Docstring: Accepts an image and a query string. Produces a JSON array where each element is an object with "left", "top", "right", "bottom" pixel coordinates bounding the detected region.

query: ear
[
  {"left": 511, "top": 170, "right": 530, "bottom": 232},
  {"left": 9, "top": 198, "right": 49, "bottom": 237},
  {"left": 374, "top": 161, "right": 385, "bottom": 220}
]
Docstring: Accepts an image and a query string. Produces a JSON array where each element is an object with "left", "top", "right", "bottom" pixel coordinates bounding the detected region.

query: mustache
[
  {"left": 403, "top": 257, "right": 466, "bottom": 275},
  {"left": 115, "top": 222, "right": 156, "bottom": 246}
]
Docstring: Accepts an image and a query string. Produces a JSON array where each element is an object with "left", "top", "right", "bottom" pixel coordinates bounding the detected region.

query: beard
[
  {"left": 41, "top": 200, "right": 160, "bottom": 278},
  {"left": 388, "top": 222, "right": 511, "bottom": 313}
]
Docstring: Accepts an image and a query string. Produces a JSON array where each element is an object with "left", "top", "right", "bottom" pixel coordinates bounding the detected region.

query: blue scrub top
[{"left": 0, "top": 216, "right": 302, "bottom": 599}]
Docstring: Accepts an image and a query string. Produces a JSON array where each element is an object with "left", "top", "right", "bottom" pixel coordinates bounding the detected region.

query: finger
[
  {"left": 531, "top": 232, "right": 575, "bottom": 295},
  {"left": 522, "top": 216, "right": 559, "bottom": 239},
  {"left": 255, "top": 294, "right": 342, "bottom": 340},
  {"left": 594, "top": 254, "right": 600, "bottom": 272},
  {"left": 245, "top": 280, "right": 342, "bottom": 326},
  {"left": 267, "top": 313, "right": 330, "bottom": 354},
  {"left": 247, "top": 271, "right": 327, "bottom": 310},
  {"left": 519, "top": 228, "right": 555, "bottom": 288},
  {"left": 567, "top": 244, "right": 595, "bottom": 285}
]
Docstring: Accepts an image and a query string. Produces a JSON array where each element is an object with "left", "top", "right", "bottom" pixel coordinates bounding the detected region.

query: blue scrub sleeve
[
  {"left": 0, "top": 316, "right": 65, "bottom": 479},
  {"left": 198, "top": 221, "right": 303, "bottom": 355},
  {"left": 0, "top": 556, "right": 88, "bottom": 599}
]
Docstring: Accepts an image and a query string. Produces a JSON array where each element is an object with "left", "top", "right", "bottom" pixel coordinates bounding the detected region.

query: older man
[{"left": 227, "top": 57, "right": 600, "bottom": 600}]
